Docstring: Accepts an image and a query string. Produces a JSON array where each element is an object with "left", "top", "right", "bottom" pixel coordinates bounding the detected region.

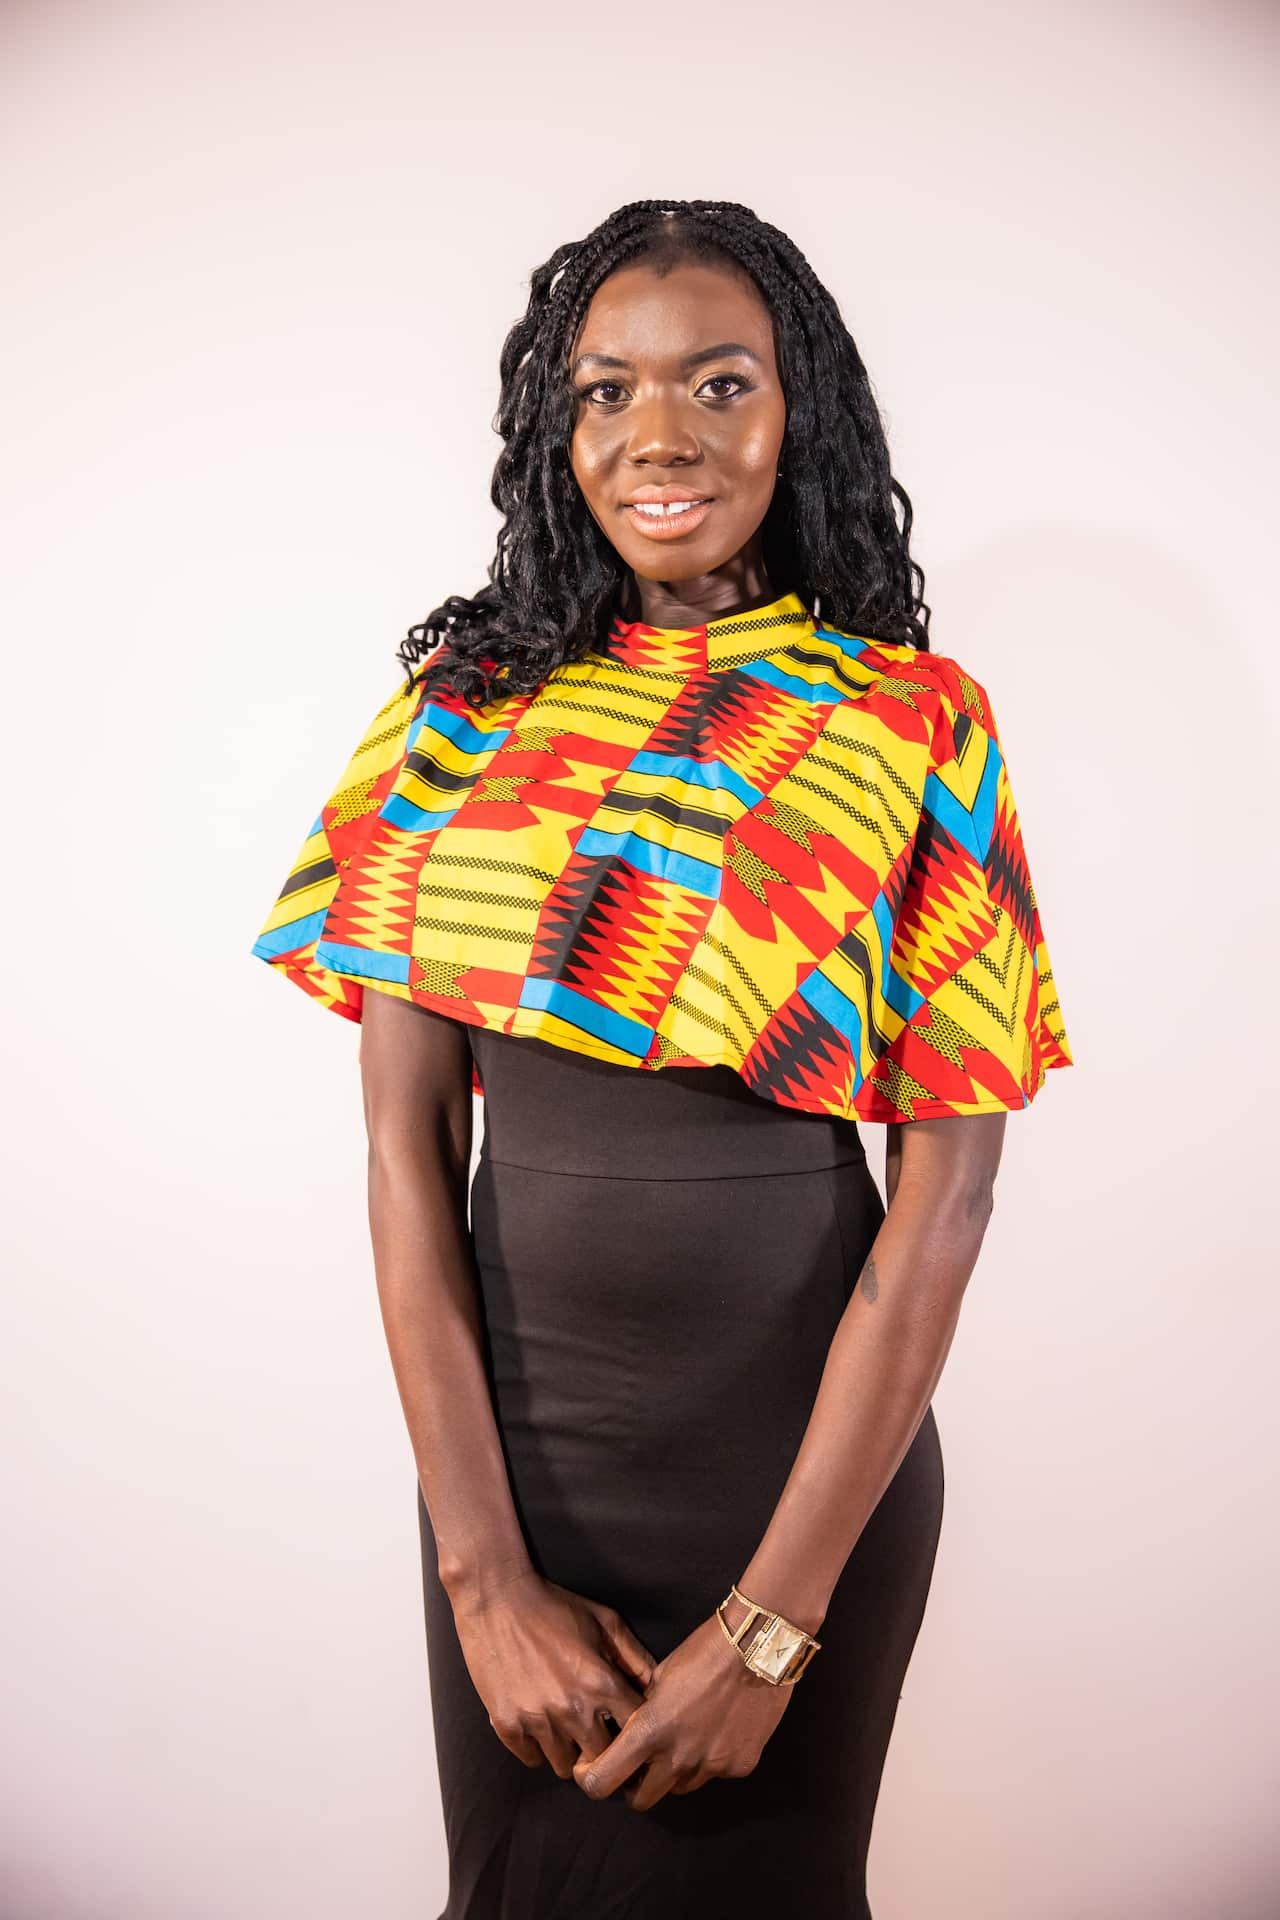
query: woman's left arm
[
  {"left": 735, "top": 1109, "right": 1005, "bottom": 1627},
  {"left": 575, "top": 1110, "right": 1007, "bottom": 1811}
]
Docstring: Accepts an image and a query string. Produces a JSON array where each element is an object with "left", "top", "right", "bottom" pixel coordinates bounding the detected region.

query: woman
[{"left": 252, "top": 198, "right": 1073, "bottom": 1917}]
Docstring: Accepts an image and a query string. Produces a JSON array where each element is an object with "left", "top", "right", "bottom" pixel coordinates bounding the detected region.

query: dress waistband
[{"left": 467, "top": 1028, "right": 868, "bottom": 1181}]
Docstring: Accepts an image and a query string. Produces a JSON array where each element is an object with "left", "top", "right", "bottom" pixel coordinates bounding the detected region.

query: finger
[
  {"left": 491, "top": 1719, "right": 545, "bottom": 1770},
  {"left": 573, "top": 1706, "right": 622, "bottom": 1766},
  {"left": 624, "top": 1757, "right": 680, "bottom": 1813},
  {"left": 538, "top": 1725, "right": 580, "bottom": 1781},
  {"left": 573, "top": 1707, "right": 654, "bottom": 1802},
  {"left": 668, "top": 1766, "right": 710, "bottom": 1795},
  {"left": 595, "top": 1667, "right": 647, "bottom": 1733},
  {"left": 591, "top": 1604, "right": 659, "bottom": 1691}
]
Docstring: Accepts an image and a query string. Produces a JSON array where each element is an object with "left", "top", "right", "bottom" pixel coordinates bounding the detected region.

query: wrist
[
  {"left": 437, "top": 1547, "right": 537, "bottom": 1614},
  {"left": 732, "top": 1567, "right": 827, "bottom": 1639},
  {"left": 717, "top": 1581, "right": 824, "bottom": 1686}
]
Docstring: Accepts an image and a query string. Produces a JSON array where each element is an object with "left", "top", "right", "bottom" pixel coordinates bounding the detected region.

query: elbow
[
  {"left": 962, "top": 1174, "right": 996, "bottom": 1233},
  {"left": 366, "top": 1105, "right": 470, "bottom": 1198},
  {"left": 891, "top": 1166, "right": 996, "bottom": 1237},
  {"left": 912, "top": 1172, "right": 996, "bottom": 1286},
  {"left": 941, "top": 1177, "right": 995, "bottom": 1270}
]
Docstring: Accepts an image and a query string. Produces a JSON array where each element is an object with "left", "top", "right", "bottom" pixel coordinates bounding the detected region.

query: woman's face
[{"left": 568, "top": 259, "right": 787, "bottom": 593}]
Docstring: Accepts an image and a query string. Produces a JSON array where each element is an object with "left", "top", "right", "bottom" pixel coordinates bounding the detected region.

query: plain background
[{"left": 3, "top": 1, "right": 1277, "bottom": 1915}]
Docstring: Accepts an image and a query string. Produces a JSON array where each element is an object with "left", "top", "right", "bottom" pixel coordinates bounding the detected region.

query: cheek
[
  {"left": 728, "top": 415, "right": 785, "bottom": 485},
  {"left": 570, "top": 426, "right": 608, "bottom": 495}
]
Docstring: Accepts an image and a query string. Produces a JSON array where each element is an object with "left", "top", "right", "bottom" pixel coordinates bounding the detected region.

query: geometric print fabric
[{"left": 251, "top": 587, "right": 1074, "bottom": 1121}]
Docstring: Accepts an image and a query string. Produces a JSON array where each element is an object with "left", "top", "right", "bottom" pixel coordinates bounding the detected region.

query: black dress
[{"left": 417, "top": 1025, "right": 946, "bottom": 1919}]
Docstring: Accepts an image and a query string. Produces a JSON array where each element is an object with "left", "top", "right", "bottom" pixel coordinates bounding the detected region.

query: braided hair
[{"left": 397, "top": 199, "right": 931, "bottom": 709}]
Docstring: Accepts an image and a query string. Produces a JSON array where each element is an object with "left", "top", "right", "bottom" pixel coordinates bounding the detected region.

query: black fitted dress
[{"left": 416, "top": 1025, "right": 946, "bottom": 1920}]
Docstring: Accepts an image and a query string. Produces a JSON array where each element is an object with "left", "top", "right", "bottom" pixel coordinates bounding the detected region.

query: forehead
[{"left": 571, "top": 259, "right": 777, "bottom": 367}]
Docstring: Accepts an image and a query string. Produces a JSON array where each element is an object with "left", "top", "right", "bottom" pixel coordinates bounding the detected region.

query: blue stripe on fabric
[
  {"left": 252, "top": 909, "right": 328, "bottom": 959},
  {"left": 797, "top": 969, "right": 864, "bottom": 1045},
  {"left": 872, "top": 893, "right": 927, "bottom": 1021},
  {"left": 376, "top": 704, "right": 510, "bottom": 829},
  {"left": 517, "top": 977, "right": 655, "bottom": 1057},
  {"left": 812, "top": 624, "right": 874, "bottom": 664},
  {"left": 416, "top": 703, "right": 511, "bottom": 757},
  {"left": 379, "top": 793, "right": 460, "bottom": 832},
  {"left": 795, "top": 890, "right": 925, "bottom": 1060},
  {"left": 742, "top": 657, "right": 849, "bottom": 705},
  {"left": 922, "top": 771, "right": 983, "bottom": 865},
  {"left": 625, "top": 751, "right": 762, "bottom": 809},
  {"left": 574, "top": 828, "right": 722, "bottom": 898},
  {"left": 968, "top": 737, "right": 1002, "bottom": 857},
  {"left": 314, "top": 942, "right": 412, "bottom": 985},
  {"left": 795, "top": 974, "right": 868, "bottom": 1094}
]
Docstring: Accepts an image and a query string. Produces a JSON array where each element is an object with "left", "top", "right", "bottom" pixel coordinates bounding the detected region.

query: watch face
[{"left": 748, "top": 1617, "right": 801, "bottom": 1683}]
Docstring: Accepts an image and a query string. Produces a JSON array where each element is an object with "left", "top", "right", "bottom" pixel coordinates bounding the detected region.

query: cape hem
[{"left": 252, "top": 940, "right": 1072, "bottom": 1124}]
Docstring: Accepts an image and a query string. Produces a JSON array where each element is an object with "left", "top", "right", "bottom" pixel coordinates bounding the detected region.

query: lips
[
  {"left": 623, "top": 486, "right": 711, "bottom": 504},
  {"left": 621, "top": 491, "right": 715, "bottom": 541}
]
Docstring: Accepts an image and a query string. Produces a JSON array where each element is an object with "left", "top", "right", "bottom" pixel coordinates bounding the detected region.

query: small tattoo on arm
[{"left": 859, "top": 1255, "right": 879, "bottom": 1303}]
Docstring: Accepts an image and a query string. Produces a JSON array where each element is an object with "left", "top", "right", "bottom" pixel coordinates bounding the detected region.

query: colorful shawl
[{"left": 251, "top": 589, "right": 1073, "bottom": 1122}]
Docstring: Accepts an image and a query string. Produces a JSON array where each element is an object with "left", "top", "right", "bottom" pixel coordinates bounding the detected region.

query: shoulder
[
  {"left": 813, "top": 619, "right": 1000, "bottom": 745},
  {"left": 880, "top": 641, "right": 994, "bottom": 726}
]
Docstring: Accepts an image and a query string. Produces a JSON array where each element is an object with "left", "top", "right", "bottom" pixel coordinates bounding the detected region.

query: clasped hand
[{"left": 452, "top": 1569, "right": 793, "bottom": 1812}]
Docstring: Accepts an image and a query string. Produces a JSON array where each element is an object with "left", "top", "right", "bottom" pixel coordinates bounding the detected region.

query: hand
[
  {"left": 572, "top": 1612, "right": 795, "bottom": 1811},
  {"left": 451, "top": 1569, "right": 659, "bottom": 1781}
]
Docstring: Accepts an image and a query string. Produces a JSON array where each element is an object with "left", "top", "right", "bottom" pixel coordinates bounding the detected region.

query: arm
[
  {"left": 359, "top": 991, "right": 657, "bottom": 1773},
  {"left": 733, "top": 1111, "right": 1004, "bottom": 1629},
  {"left": 576, "top": 1111, "right": 1005, "bottom": 1811},
  {"left": 360, "top": 989, "right": 533, "bottom": 1606}
]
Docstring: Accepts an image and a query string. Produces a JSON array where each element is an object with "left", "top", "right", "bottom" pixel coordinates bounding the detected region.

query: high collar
[{"left": 602, "top": 588, "right": 815, "bottom": 672}]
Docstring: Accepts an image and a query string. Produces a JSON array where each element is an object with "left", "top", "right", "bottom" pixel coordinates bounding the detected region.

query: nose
[{"left": 624, "top": 395, "right": 702, "bottom": 468}]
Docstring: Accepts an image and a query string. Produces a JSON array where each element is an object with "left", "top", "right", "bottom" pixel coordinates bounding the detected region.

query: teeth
[{"left": 632, "top": 500, "right": 702, "bottom": 516}]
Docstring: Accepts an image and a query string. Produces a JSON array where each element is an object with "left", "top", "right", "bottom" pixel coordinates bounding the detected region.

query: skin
[
  {"left": 360, "top": 256, "right": 1006, "bottom": 1815},
  {"left": 567, "top": 258, "right": 787, "bottom": 632}
]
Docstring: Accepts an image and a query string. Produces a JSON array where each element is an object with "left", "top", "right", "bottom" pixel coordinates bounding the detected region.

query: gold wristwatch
[{"left": 716, "top": 1582, "right": 822, "bottom": 1685}]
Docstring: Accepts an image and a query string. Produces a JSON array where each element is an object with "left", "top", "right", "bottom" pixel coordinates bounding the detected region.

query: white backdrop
[{"left": 2, "top": 1, "right": 1277, "bottom": 1915}]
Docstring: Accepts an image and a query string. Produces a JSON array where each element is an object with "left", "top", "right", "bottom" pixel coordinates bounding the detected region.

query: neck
[
  {"left": 605, "top": 584, "right": 812, "bottom": 674},
  {"left": 623, "top": 545, "right": 776, "bottom": 631}
]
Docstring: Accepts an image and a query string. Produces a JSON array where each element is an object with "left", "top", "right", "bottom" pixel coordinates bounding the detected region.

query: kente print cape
[{"left": 251, "top": 589, "right": 1074, "bottom": 1121}]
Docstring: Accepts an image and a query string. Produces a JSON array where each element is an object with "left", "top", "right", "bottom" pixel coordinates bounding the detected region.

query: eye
[
  {"left": 577, "top": 379, "right": 629, "bottom": 407},
  {"left": 574, "top": 371, "right": 754, "bottom": 408},
  {"left": 697, "top": 373, "right": 752, "bottom": 400}
]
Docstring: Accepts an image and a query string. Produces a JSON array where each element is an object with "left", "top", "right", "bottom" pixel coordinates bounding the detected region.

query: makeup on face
[{"left": 568, "top": 262, "right": 787, "bottom": 587}]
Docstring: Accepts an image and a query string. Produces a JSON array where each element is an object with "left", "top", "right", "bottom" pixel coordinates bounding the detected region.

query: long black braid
[{"left": 396, "top": 199, "right": 931, "bottom": 710}]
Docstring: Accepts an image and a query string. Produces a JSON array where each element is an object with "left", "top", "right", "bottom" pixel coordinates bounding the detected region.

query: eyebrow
[{"left": 570, "top": 341, "right": 763, "bottom": 377}]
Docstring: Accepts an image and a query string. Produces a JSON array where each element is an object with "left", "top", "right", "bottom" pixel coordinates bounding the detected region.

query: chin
[{"left": 624, "top": 539, "right": 749, "bottom": 580}]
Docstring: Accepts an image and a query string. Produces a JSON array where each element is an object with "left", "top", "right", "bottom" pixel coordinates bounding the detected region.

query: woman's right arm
[
  {"left": 358, "top": 990, "right": 657, "bottom": 1779},
  {"left": 360, "top": 989, "right": 532, "bottom": 1607}
]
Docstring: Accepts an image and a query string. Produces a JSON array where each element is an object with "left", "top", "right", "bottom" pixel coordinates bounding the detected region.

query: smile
[{"left": 622, "top": 498, "right": 715, "bottom": 540}]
